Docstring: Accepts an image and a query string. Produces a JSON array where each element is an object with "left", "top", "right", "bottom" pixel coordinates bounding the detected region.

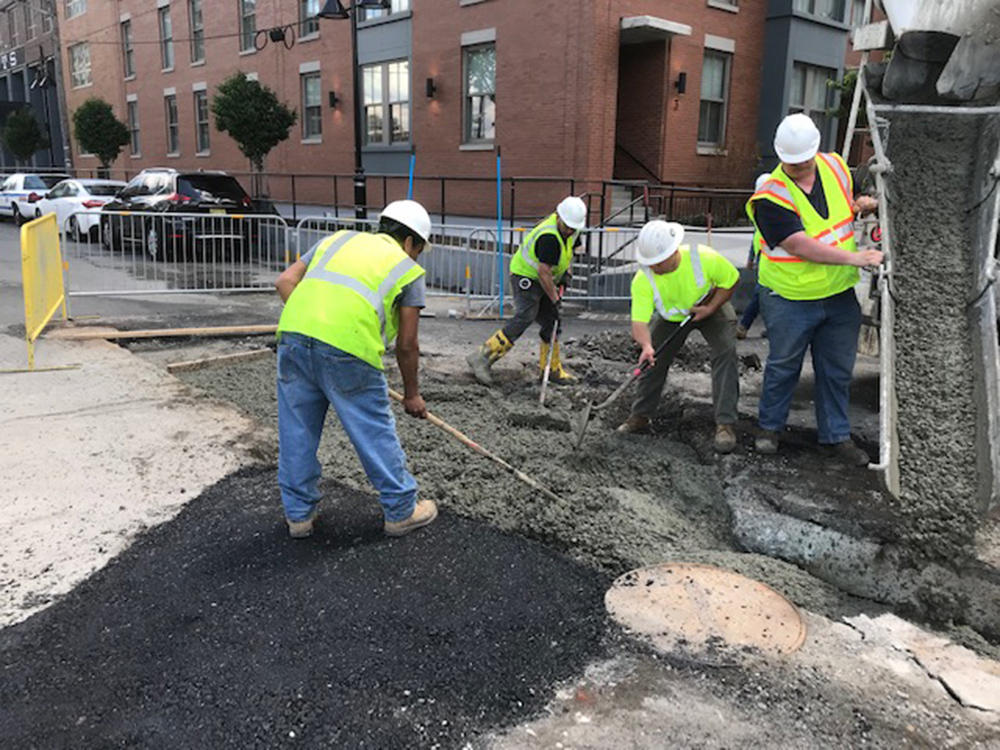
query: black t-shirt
[
  {"left": 534, "top": 234, "right": 562, "bottom": 266},
  {"left": 754, "top": 175, "right": 830, "bottom": 250}
]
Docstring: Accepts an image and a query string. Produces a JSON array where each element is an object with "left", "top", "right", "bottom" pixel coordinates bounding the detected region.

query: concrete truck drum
[
  {"left": 466, "top": 196, "right": 587, "bottom": 386},
  {"left": 273, "top": 199, "right": 438, "bottom": 539},
  {"left": 615, "top": 220, "right": 741, "bottom": 454}
]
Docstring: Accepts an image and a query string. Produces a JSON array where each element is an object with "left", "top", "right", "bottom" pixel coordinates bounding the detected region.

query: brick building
[{"left": 49, "top": 0, "right": 860, "bottom": 217}]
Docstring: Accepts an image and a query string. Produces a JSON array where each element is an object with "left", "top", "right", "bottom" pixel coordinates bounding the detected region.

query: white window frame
[
  {"left": 361, "top": 0, "right": 409, "bottom": 21},
  {"left": 789, "top": 61, "right": 837, "bottom": 149},
  {"left": 361, "top": 59, "right": 411, "bottom": 147},
  {"left": 697, "top": 49, "right": 732, "bottom": 150},
  {"left": 121, "top": 20, "right": 135, "bottom": 78},
  {"left": 189, "top": 0, "right": 205, "bottom": 63},
  {"left": 301, "top": 71, "right": 323, "bottom": 141},
  {"left": 65, "top": 0, "right": 86, "bottom": 20},
  {"left": 299, "top": 0, "right": 319, "bottom": 39},
  {"left": 68, "top": 42, "right": 91, "bottom": 89},
  {"left": 158, "top": 6, "right": 174, "bottom": 71},
  {"left": 793, "top": 0, "right": 847, "bottom": 23},
  {"left": 127, "top": 96, "right": 140, "bottom": 157},
  {"left": 164, "top": 93, "right": 179, "bottom": 155},
  {"left": 24, "top": 2, "right": 36, "bottom": 41},
  {"left": 194, "top": 89, "right": 210, "bottom": 154},
  {"left": 239, "top": 0, "right": 256, "bottom": 53},
  {"left": 462, "top": 42, "right": 495, "bottom": 145}
]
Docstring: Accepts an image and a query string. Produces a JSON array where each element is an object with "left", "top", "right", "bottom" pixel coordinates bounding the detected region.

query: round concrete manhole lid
[{"left": 605, "top": 563, "right": 806, "bottom": 664}]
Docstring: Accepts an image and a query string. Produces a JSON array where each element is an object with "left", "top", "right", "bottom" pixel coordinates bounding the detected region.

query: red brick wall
[{"left": 613, "top": 41, "right": 667, "bottom": 181}]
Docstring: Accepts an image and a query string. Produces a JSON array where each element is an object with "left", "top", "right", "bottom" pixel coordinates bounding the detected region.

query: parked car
[
  {"left": 100, "top": 168, "right": 281, "bottom": 260},
  {"left": 28, "top": 178, "right": 126, "bottom": 240},
  {"left": 0, "top": 173, "right": 70, "bottom": 225}
]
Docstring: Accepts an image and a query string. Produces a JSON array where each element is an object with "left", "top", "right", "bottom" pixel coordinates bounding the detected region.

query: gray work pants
[
  {"left": 630, "top": 303, "right": 739, "bottom": 424},
  {"left": 501, "top": 275, "right": 560, "bottom": 343}
]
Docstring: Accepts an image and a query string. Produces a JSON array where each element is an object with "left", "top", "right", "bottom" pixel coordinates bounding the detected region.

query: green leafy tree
[
  {"left": 1, "top": 108, "right": 48, "bottom": 165},
  {"left": 72, "top": 98, "right": 129, "bottom": 171},
  {"left": 212, "top": 73, "right": 297, "bottom": 194}
]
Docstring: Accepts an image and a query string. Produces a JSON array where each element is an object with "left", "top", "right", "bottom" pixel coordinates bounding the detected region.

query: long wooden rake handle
[{"left": 388, "top": 388, "right": 564, "bottom": 503}]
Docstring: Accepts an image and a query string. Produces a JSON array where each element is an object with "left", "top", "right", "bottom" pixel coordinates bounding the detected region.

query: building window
[
  {"left": 239, "top": 0, "right": 256, "bottom": 53},
  {"left": 789, "top": 62, "right": 837, "bottom": 146},
  {"left": 189, "top": 0, "right": 205, "bottom": 63},
  {"left": 121, "top": 20, "right": 134, "bottom": 78},
  {"left": 851, "top": 0, "right": 866, "bottom": 27},
  {"left": 165, "top": 94, "right": 179, "bottom": 154},
  {"left": 698, "top": 50, "right": 731, "bottom": 147},
  {"left": 6, "top": 9, "right": 18, "bottom": 47},
  {"left": 65, "top": 0, "right": 86, "bottom": 19},
  {"left": 69, "top": 43, "right": 91, "bottom": 88},
  {"left": 127, "top": 99, "right": 140, "bottom": 156},
  {"left": 361, "top": 60, "right": 410, "bottom": 146},
  {"left": 24, "top": 2, "right": 36, "bottom": 41},
  {"left": 793, "top": 0, "right": 846, "bottom": 22},
  {"left": 462, "top": 44, "right": 495, "bottom": 144},
  {"left": 159, "top": 6, "right": 174, "bottom": 70},
  {"left": 299, "top": 0, "right": 319, "bottom": 38},
  {"left": 300, "top": 72, "right": 322, "bottom": 140},
  {"left": 361, "top": 0, "right": 408, "bottom": 20},
  {"left": 194, "top": 90, "right": 210, "bottom": 152}
]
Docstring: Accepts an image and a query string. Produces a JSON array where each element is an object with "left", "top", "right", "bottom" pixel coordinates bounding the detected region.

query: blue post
[
  {"left": 406, "top": 144, "right": 416, "bottom": 200},
  {"left": 496, "top": 145, "right": 504, "bottom": 319}
]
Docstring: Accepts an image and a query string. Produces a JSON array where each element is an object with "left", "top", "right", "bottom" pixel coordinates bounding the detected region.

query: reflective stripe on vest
[
  {"left": 304, "top": 230, "right": 419, "bottom": 341},
  {"left": 510, "top": 214, "right": 576, "bottom": 281},
  {"left": 642, "top": 245, "right": 706, "bottom": 320}
]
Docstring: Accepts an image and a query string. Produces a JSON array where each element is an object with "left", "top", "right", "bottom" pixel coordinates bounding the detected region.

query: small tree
[
  {"left": 212, "top": 73, "right": 297, "bottom": 195},
  {"left": 1, "top": 108, "right": 48, "bottom": 165},
  {"left": 73, "top": 98, "right": 129, "bottom": 174}
]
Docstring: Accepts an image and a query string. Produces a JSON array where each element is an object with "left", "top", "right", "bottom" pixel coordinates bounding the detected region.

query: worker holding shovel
[
  {"left": 617, "top": 220, "right": 741, "bottom": 454},
  {"left": 466, "top": 196, "right": 587, "bottom": 386},
  {"left": 273, "top": 200, "right": 438, "bottom": 539}
]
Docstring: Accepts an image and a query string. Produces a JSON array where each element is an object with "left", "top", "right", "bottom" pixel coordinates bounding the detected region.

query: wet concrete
[{"left": 886, "top": 113, "right": 984, "bottom": 558}]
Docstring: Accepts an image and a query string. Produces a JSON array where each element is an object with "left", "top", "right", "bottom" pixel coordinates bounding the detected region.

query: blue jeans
[
  {"left": 739, "top": 276, "right": 761, "bottom": 330},
  {"left": 757, "top": 287, "right": 861, "bottom": 444},
  {"left": 276, "top": 333, "right": 418, "bottom": 523}
]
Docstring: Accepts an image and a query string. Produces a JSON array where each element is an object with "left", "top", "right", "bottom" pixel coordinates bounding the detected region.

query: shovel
[
  {"left": 538, "top": 324, "right": 558, "bottom": 406},
  {"left": 571, "top": 312, "right": 696, "bottom": 449}
]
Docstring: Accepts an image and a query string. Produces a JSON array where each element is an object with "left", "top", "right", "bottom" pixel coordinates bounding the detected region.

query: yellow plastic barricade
[{"left": 16, "top": 213, "right": 73, "bottom": 372}]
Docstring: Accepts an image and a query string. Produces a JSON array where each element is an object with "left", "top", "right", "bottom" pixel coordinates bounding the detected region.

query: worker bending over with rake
[
  {"left": 466, "top": 196, "right": 587, "bottom": 386},
  {"left": 617, "top": 220, "right": 741, "bottom": 454},
  {"left": 273, "top": 200, "right": 438, "bottom": 539},
  {"left": 747, "top": 113, "right": 882, "bottom": 464}
]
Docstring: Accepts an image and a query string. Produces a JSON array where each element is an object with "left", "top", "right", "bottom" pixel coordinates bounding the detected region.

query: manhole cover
[{"left": 605, "top": 563, "right": 806, "bottom": 663}]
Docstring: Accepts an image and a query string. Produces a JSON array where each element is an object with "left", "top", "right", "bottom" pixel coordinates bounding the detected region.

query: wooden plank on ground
[
  {"left": 166, "top": 348, "right": 274, "bottom": 374},
  {"left": 47, "top": 324, "right": 278, "bottom": 341}
]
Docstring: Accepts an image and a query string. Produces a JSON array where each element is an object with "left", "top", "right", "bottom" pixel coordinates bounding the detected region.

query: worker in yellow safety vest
[
  {"left": 274, "top": 200, "right": 438, "bottom": 539},
  {"left": 466, "top": 196, "right": 587, "bottom": 386},
  {"left": 616, "top": 220, "right": 741, "bottom": 454},
  {"left": 747, "top": 113, "right": 882, "bottom": 464}
]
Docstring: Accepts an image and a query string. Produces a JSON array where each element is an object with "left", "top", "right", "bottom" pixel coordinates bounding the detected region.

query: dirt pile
[{"left": 886, "top": 112, "right": 984, "bottom": 557}]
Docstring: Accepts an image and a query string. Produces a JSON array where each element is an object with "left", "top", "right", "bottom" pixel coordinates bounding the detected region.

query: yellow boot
[
  {"left": 541, "top": 340, "right": 577, "bottom": 384},
  {"left": 467, "top": 329, "right": 513, "bottom": 385}
]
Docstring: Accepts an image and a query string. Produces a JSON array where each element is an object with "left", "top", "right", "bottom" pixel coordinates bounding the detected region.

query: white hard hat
[
  {"left": 555, "top": 196, "right": 587, "bottom": 231},
  {"left": 380, "top": 199, "right": 432, "bottom": 244},
  {"left": 754, "top": 172, "right": 770, "bottom": 192},
  {"left": 636, "top": 220, "right": 684, "bottom": 266},
  {"left": 773, "top": 113, "right": 821, "bottom": 164}
]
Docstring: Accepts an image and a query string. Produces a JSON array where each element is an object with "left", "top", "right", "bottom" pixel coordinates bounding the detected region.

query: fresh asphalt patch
[{"left": 0, "top": 466, "right": 609, "bottom": 748}]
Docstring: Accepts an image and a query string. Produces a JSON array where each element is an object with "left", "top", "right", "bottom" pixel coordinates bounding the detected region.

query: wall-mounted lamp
[
  {"left": 675, "top": 71, "right": 687, "bottom": 95},
  {"left": 425, "top": 77, "right": 437, "bottom": 99},
  {"left": 328, "top": 91, "right": 339, "bottom": 108}
]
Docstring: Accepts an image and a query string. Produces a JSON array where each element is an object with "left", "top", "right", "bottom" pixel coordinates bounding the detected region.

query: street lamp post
[{"left": 318, "top": 0, "right": 389, "bottom": 221}]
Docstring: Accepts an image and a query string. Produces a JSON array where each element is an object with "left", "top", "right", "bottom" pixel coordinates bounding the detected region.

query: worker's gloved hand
[
  {"left": 403, "top": 393, "right": 427, "bottom": 419},
  {"left": 852, "top": 195, "right": 878, "bottom": 216},
  {"left": 853, "top": 248, "right": 884, "bottom": 268}
]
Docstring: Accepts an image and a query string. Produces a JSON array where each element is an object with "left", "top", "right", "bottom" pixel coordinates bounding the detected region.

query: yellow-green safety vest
[
  {"left": 277, "top": 230, "right": 425, "bottom": 370},
  {"left": 637, "top": 244, "right": 711, "bottom": 322},
  {"left": 509, "top": 213, "right": 576, "bottom": 283},
  {"left": 745, "top": 152, "right": 858, "bottom": 301}
]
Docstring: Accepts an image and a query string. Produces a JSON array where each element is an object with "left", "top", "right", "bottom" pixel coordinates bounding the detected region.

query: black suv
[{"left": 100, "top": 168, "right": 281, "bottom": 260}]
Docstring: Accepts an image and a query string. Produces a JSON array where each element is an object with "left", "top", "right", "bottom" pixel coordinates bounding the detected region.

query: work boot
[
  {"left": 540, "top": 340, "right": 577, "bottom": 384},
  {"left": 735, "top": 324, "right": 748, "bottom": 340},
  {"left": 755, "top": 429, "right": 780, "bottom": 454},
  {"left": 467, "top": 330, "right": 513, "bottom": 386},
  {"left": 714, "top": 424, "right": 737, "bottom": 454},
  {"left": 286, "top": 509, "right": 318, "bottom": 539},
  {"left": 384, "top": 500, "right": 439, "bottom": 537},
  {"left": 820, "top": 439, "right": 870, "bottom": 467},
  {"left": 616, "top": 414, "right": 650, "bottom": 433}
]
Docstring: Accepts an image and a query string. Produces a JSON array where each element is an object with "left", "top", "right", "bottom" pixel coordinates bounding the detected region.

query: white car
[
  {"left": 29, "top": 178, "right": 126, "bottom": 239},
  {"left": 0, "top": 173, "right": 70, "bottom": 224}
]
